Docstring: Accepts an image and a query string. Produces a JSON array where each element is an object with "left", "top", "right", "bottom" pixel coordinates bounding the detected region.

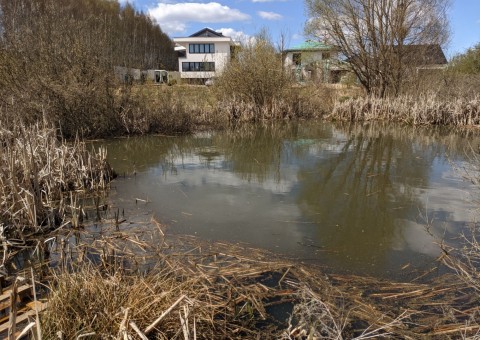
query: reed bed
[
  {"left": 33, "top": 216, "right": 480, "bottom": 339},
  {"left": 329, "top": 94, "right": 480, "bottom": 126},
  {"left": 0, "top": 123, "right": 114, "bottom": 268},
  {"left": 215, "top": 85, "right": 336, "bottom": 122}
]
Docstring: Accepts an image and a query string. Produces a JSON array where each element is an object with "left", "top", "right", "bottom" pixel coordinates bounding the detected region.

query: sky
[{"left": 121, "top": 0, "right": 479, "bottom": 58}]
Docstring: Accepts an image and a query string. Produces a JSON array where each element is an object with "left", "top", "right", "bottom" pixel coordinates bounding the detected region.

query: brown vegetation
[
  {"left": 216, "top": 85, "right": 337, "bottom": 122},
  {"left": 36, "top": 221, "right": 480, "bottom": 339},
  {"left": 0, "top": 123, "right": 113, "bottom": 268},
  {"left": 0, "top": 0, "right": 176, "bottom": 138},
  {"left": 329, "top": 94, "right": 480, "bottom": 125}
]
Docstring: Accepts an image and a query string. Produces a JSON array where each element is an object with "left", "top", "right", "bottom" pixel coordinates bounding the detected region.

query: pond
[{"left": 98, "top": 122, "right": 480, "bottom": 280}]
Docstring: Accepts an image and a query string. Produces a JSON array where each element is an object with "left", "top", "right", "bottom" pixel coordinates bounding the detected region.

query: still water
[{"left": 100, "top": 122, "right": 480, "bottom": 279}]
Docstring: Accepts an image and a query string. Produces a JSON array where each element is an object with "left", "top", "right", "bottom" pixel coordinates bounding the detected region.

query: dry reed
[
  {"left": 216, "top": 85, "right": 336, "bottom": 122},
  {"left": 0, "top": 123, "right": 114, "bottom": 268},
  {"left": 36, "top": 218, "right": 480, "bottom": 339},
  {"left": 329, "top": 94, "right": 480, "bottom": 126}
]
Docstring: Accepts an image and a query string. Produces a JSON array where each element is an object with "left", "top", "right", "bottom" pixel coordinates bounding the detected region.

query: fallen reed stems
[{"left": 35, "top": 218, "right": 480, "bottom": 339}]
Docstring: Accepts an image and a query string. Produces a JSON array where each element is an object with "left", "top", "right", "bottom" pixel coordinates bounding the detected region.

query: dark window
[
  {"left": 189, "top": 43, "right": 215, "bottom": 54},
  {"left": 182, "top": 62, "right": 216, "bottom": 72},
  {"left": 323, "top": 52, "right": 331, "bottom": 60},
  {"left": 293, "top": 53, "right": 301, "bottom": 65}
]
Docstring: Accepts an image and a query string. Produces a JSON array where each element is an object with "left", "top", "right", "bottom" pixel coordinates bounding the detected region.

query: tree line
[
  {"left": 0, "top": 0, "right": 176, "bottom": 70},
  {"left": 0, "top": 0, "right": 177, "bottom": 137}
]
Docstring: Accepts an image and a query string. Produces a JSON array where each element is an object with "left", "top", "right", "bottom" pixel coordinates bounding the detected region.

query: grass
[{"left": 126, "top": 84, "right": 228, "bottom": 131}]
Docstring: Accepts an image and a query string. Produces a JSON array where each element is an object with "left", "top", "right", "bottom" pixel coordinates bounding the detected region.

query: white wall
[{"left": 174, "top": 37, "right": 231, "bottom": 79}]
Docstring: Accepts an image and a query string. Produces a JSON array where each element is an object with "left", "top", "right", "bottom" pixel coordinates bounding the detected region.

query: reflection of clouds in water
[
  {"left": 392, "top": 219, "right": 443, "bottom": 257},
  {"left": 127, "top": 167, "right": 307, "bottom": 251},
  {"left": 306, "top": 142, "right": 350, "bottom": 156},
  {"left": 304, "top": 134, "right": 352, "bottom": 156},
  {"left": 152, "top": 154, "right": 298, "bottom": 195},
  {"left": 422, "top": 159, "right": 477, "bottom": 224},
  {"left": 393, "top": 161, "right": 478, "bottom": 257},
  {"left": 108, "top": 124, "right": 480, "bottom": 278}
]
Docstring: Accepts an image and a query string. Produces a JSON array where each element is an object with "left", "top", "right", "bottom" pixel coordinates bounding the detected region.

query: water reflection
[{"left": 99, "top": 122, "right": 480, "bottom": 279}]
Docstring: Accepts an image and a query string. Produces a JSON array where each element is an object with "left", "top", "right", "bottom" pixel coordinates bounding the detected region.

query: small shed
[{"left": 154, "top": 70, "right": 168, "bottom": 84}]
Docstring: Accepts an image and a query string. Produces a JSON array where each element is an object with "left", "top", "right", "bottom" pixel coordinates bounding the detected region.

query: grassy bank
[
  {"left": 91, "top": 82, "right": 480, "bottom": 134},
  {"left": 121, "top": 83, "right": 341, "bottom": 134},
  {"left": 7, "top": 79, "right": 480, "bottom": 141}
]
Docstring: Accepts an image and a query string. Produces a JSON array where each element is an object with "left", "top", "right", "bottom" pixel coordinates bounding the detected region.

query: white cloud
[
  {"left": 148, "top": 2, "right": 250, "bottom": 35},
  {"left": 216, "top": 28, "right": 253, "bottom": 44},
  {"left": 292, "top": 33, "right": 303, "bottom": 41},
  {"left": 258, "top": 11, "right": 283, "bottom": 20}
]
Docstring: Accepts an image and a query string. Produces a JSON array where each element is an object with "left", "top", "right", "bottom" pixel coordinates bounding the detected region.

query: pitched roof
[
  {"left": 398, "top": 44, "right": 447, "bottom": 65},
  {"left": 287, "top": 41, "right": 333, "bottom": 51},
  {"left": 189, "top": 28, "right": 224, "bottom": 38}
]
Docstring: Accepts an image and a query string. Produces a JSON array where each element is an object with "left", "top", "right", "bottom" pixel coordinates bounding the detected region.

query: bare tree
[
  {"left": 305, "top": 0, "right": 450, "bottom": 97},
  {"left": 276, "top": 28, "right": 291, "bottom": 69}
]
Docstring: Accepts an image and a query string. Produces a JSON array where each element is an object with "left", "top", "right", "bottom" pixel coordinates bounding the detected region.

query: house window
[
  {"left": 189, "top": 43, "right": 215, "bottom": 54},
  {"left": 182, "top": 62, "right": 216, "bottom": 72},
  {"left": 293, "top": 53, "right": 301, "bottom": 65},
  {"left": 323, "top": 52, "right": 331, "bottom": 60}
]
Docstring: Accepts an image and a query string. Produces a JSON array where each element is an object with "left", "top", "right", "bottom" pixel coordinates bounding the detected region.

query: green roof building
[{"left": 284, "top": 40, "right": 346, "bottom": 83}]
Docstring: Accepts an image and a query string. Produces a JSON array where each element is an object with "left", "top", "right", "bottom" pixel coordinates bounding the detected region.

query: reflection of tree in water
[
  {"left": 96, "top": 121, "right": 479, "bottom": 182},
  {"left": 295, "top": 123, "right": 446, "bottom": 271},
  {"left": 213, "top": 123, "right": 334, "bottom": 183},
  {"left": 93, "top": 135, "right": 204, "bottom": 175},
  {"left": 94, "top": 121, "right": 480, "bottom": 275}
]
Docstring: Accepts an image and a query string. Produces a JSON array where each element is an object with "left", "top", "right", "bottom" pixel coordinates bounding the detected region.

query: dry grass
[
  {"left": 329, "top": 94, "right": 480, "bottom": 126},
  {"left": 34, "top": 217, "right": 480, "bottom": 339},
  {"left": 216, "top": 85, "right": 338, "bottom": 122},
  {"left": 123, "top": 85, "right": 228, "bottom": 132},
  {"left": 119, "top": 84, "right": 339, "bottom": 131}
]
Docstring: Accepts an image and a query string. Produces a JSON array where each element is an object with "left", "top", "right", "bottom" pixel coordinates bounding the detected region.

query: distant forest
[
  {"left": 0, "top": 0, "right": 177, "bottom": 137},
  {"left": 0, "top": 0, "right": 176, "bottom": 70}
]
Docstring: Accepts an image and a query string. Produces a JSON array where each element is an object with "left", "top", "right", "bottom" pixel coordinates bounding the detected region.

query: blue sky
[{"left": 123, "top": 0, "right": 479, "bottom": 58}]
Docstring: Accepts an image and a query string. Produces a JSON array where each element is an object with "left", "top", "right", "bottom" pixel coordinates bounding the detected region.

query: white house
[{"left": 173, "top": 28, "right": 233, "bottom": 83}]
